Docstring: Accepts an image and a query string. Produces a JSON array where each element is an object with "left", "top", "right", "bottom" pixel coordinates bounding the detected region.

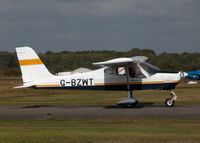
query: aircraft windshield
[{"left": 139, "top": 62, "right": 160, "bottom": 75}]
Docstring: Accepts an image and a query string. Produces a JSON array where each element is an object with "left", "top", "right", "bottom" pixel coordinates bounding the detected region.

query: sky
[{"left": 0, "top": 0, "right": 200, "bottom": 53}]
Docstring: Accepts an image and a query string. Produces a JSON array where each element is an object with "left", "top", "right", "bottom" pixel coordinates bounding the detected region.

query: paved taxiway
[{"left": 0, "top": 104, "right": 200, "bottom": 119}]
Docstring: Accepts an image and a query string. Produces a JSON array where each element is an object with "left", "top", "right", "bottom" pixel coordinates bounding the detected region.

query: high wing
[
  {"left": 93, "top": 56, "right": 149, "bottom": 106},
  {"left": 93, "top": 56, "right": 148, "bottom": 67}
]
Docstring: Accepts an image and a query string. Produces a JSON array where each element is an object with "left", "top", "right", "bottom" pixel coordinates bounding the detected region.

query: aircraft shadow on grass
[
  {"left": 20, "top": 102, "right": 157, "bottom": 109},
  {"left": 104, "top": 102, "right": 157, "bottom": 109}
]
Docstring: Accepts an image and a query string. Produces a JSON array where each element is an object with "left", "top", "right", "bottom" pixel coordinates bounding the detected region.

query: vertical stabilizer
[{"left": 16, "top": 47, "right": 54, "bottom": 85}]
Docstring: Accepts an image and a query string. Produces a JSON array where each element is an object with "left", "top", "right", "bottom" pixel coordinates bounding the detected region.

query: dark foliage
[{"left": 0, "top": 48, "right": 200, "bottom": 76}]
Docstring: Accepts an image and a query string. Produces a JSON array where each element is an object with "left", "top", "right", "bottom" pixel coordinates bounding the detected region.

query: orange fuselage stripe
[
  {"left": 19, "top": 59, "right": 43, "bottom": 66},
  {"left": 35, "top": 80, "right": 180, "bottom": 87},
  {"left": 36, "top": 84, "right": 60, "bottom": 87},
  {"left": 94, "top": 80, "right": 180, "bottom": 85}
]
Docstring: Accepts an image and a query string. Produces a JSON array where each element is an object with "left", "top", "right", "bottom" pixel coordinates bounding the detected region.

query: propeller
[{"left": 180, "top": 70, "right": 188, "bottom": 82}]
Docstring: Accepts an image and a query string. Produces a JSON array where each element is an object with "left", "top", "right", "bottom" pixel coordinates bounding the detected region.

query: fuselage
[
  {"left": 15, "top": 47, "right": 182, "bottom": 107},
  {"left": 34, "top": 67, "right": 182, "bottom": 91}
]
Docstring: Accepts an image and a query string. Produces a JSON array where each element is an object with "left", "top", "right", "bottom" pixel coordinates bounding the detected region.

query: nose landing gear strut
[{"left": 165, "top": 90, "right": 177, "bottom": 107}]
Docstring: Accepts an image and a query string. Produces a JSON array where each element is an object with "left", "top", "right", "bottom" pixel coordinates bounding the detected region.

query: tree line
[{"left": 0, "top": 48, "right": 200, "bottom": 76}]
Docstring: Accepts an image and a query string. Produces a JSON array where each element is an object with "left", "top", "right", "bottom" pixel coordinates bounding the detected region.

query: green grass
[
  {"left": 0, "top": 79, "right": 200, "bottom": 106},
  {"left": 0, "top": 119, "right": 199, "bottom": 143},
  {"left": 0, "top": 79, "right": 200, "bottom": 143}
]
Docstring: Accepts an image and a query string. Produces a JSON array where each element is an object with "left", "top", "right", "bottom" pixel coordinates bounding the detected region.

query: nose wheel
[
  {"left": 165, "top": 90, "right": 177, "bottom": 107},
  {"left": 165, "top": 98, "right": 175, "bottom": 107}
]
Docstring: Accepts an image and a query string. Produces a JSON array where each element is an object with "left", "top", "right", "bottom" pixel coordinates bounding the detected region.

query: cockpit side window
[
  {"left": 129, "top": 66, "right": 146, "bottom": 78},
  {"left": 104, "top": 67, "right": 126, "bottom": 75},
  {"left": 104, "top": 67, "right": 114, "bottom": 74},
  {"left": 116, "top": 67, "right": 126, "bottom": 75}
]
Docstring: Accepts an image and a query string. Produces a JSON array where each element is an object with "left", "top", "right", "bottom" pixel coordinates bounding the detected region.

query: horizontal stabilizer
[{"left": 14, "top": 84, "right": 35, "bottom": 88}]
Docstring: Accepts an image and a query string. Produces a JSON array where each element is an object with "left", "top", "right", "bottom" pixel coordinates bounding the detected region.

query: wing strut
[
  {"left": 125, "top": 66, "right": 132, "bottom": 98},
  {"left": 117, "top": 66, "right": 139, "bottom": 107}
]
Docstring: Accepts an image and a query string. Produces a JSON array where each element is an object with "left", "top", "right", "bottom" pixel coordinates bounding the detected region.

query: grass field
[
  {"left": 0, "top": 119, "right": 200, "bottom": 143},
  {"left": 0, "top": 79, "right": 200, "bottom": 106},
  {"left": 0, "top": 79, "right": 200, "bottom": 143}
]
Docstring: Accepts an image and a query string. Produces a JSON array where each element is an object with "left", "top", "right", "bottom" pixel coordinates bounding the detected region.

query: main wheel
[
  {"left": 126, "top": 101, "right": 139, "bottom": 108},
  {"left": 165, "top": 98, "right": 174, "bottom": 107}
]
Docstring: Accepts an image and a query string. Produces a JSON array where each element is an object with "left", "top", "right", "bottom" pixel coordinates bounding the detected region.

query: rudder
[{"left": 16, "top": 46, "right": 54, "bottom": 85}]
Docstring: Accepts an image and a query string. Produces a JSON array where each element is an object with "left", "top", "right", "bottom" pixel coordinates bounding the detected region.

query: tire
[
  {"left": 165, "top": 98, "right": 174, "bottom": 107},
  {"left": 126, "top": 101, "right": 139, "bottom": 108}
]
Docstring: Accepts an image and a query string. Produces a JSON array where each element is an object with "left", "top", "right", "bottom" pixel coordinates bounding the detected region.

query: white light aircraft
[{"left": 15, "top": 47, "right": 184, "bottom": 107}]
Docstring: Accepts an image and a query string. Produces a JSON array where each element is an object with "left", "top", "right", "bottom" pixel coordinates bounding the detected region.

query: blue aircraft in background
[{"left": 186, "top": 69, "right": 200, "bottom": 80}]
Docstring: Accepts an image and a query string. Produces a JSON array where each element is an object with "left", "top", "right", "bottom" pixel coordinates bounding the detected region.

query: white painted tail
[{"left": 16, "top": 47, "right": 55, "bottom": 86}]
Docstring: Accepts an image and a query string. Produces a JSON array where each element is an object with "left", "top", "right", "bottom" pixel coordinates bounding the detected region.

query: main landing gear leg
[
  {"left": 117, "top": 66, "right": 138, "bottom": 107},
  {"left": 165, "top": 90, "right": 177, "bottom": 107},
  {"left": 117, "top": 90, "right": 139, "bottom": 108}
]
